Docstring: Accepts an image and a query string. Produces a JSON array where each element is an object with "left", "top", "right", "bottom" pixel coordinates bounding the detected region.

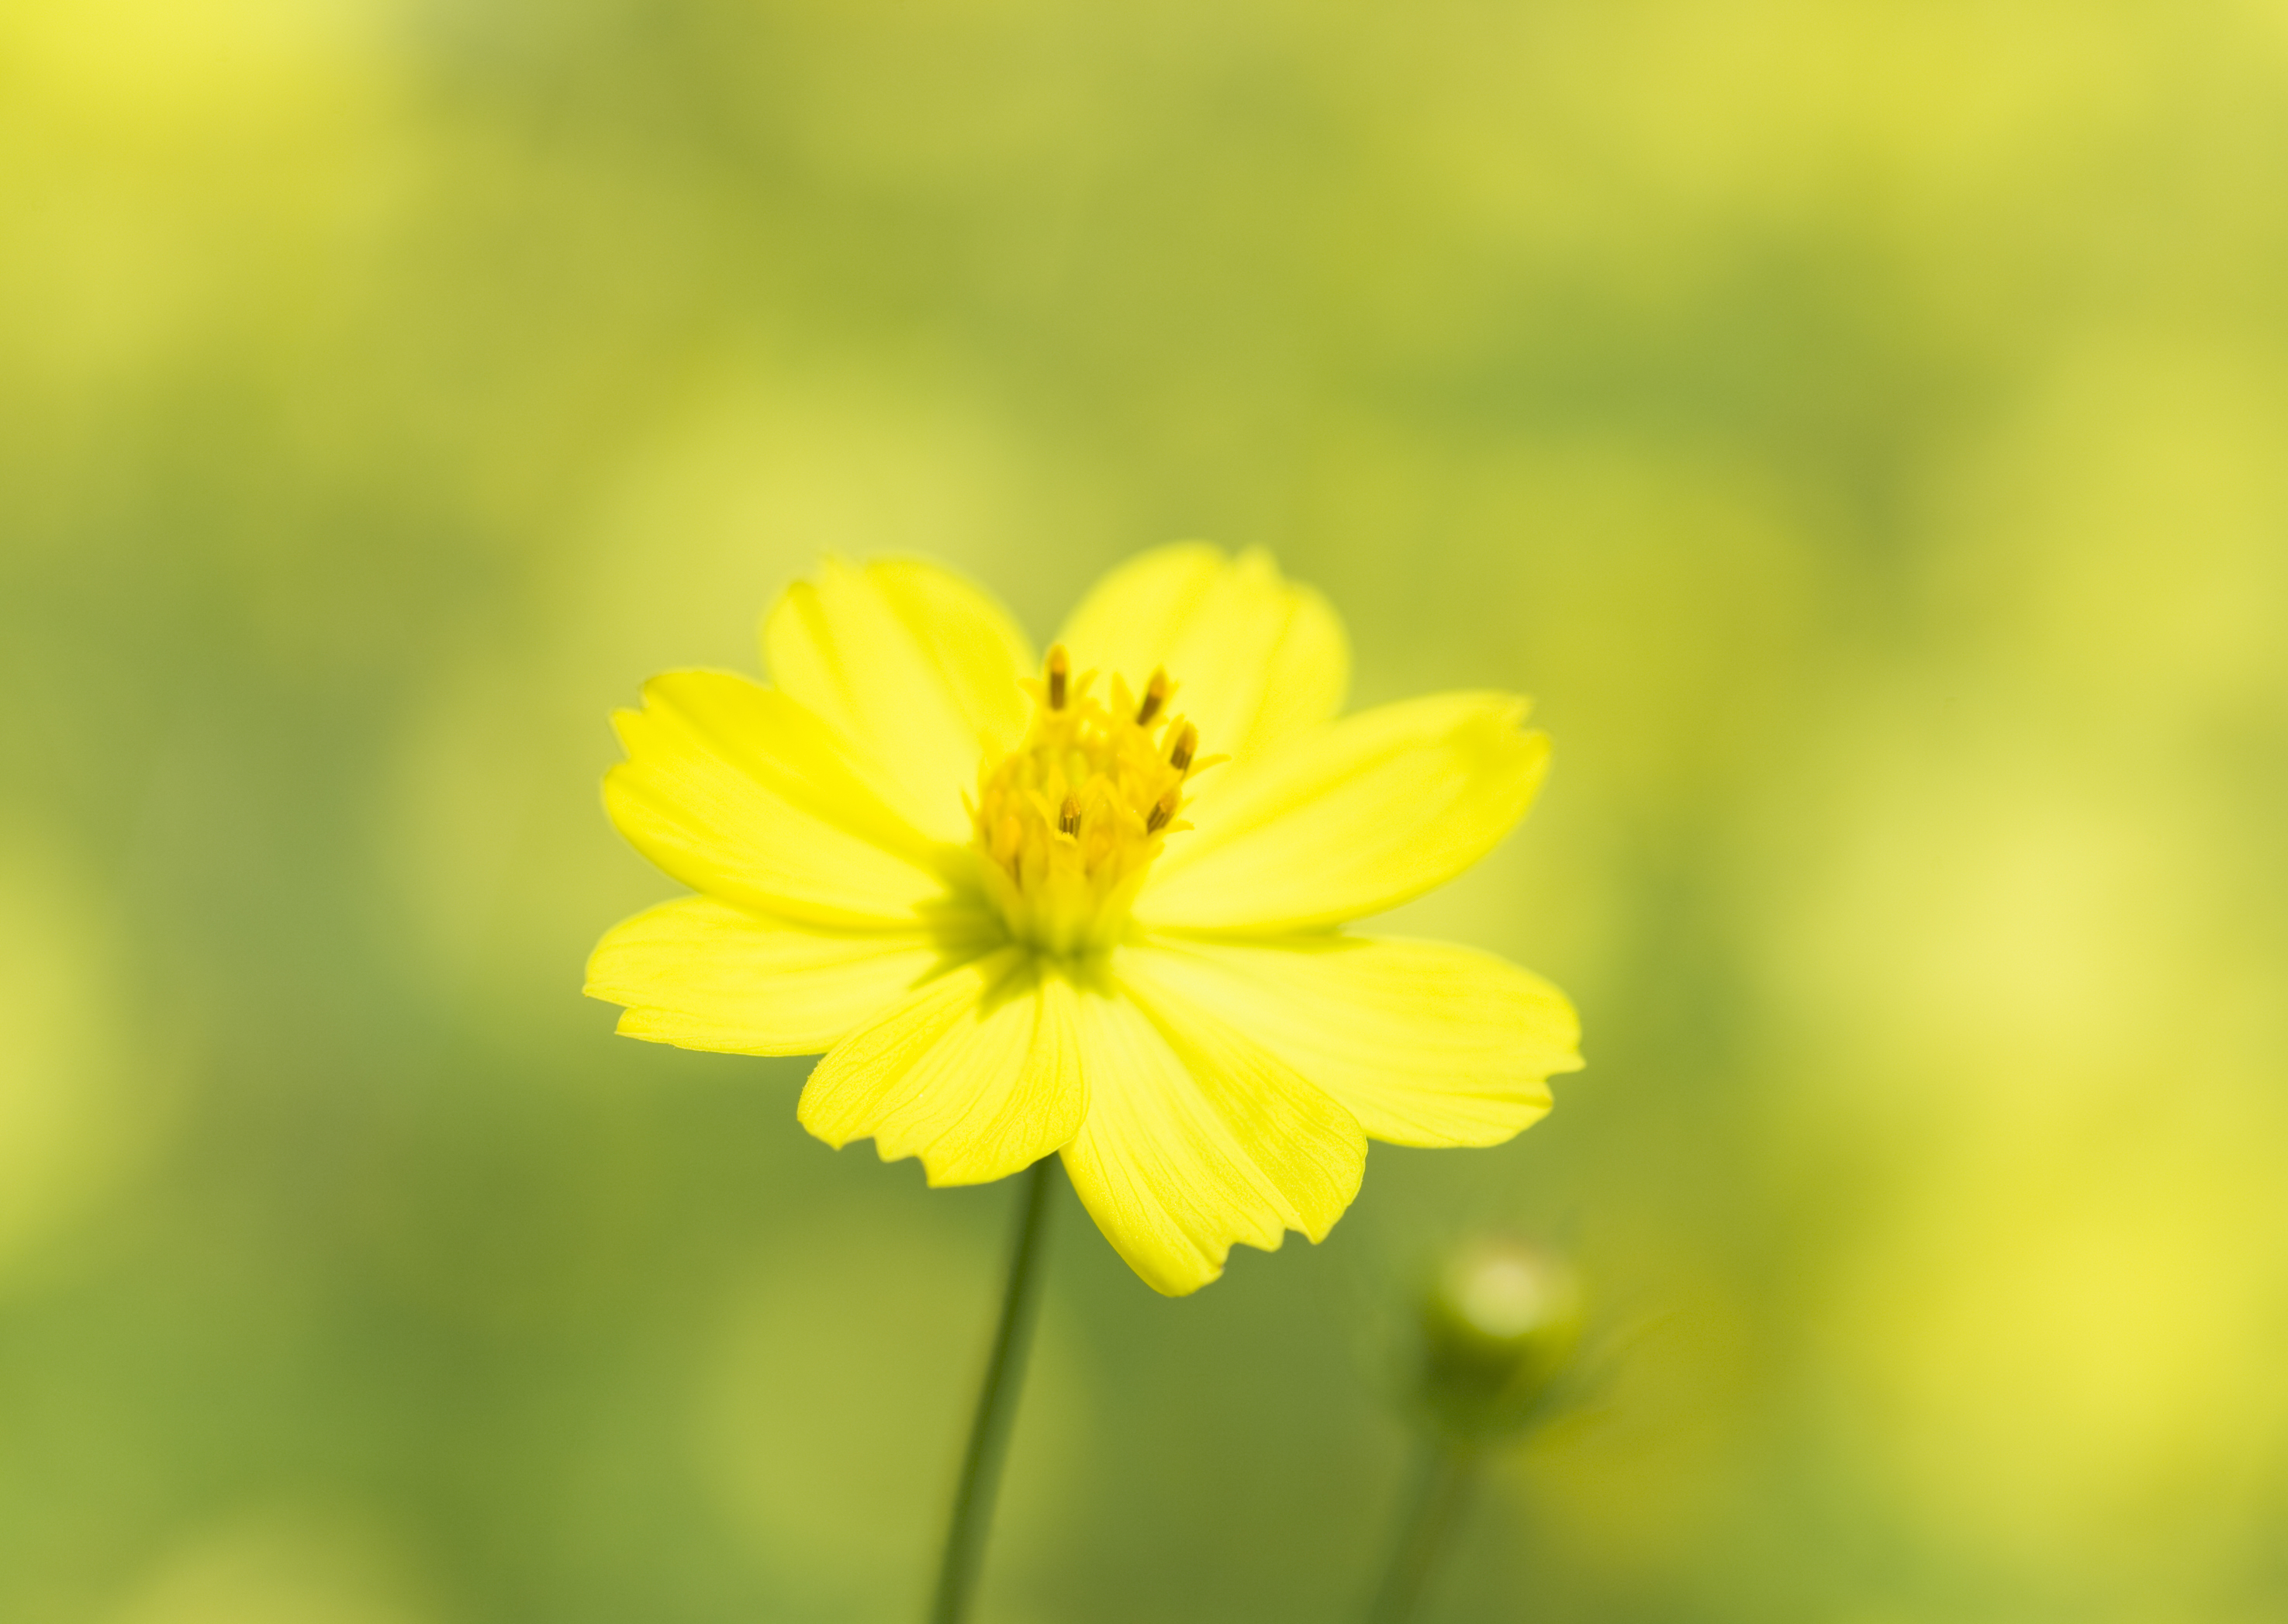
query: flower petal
[
  {"left": 1056, "top": 544, "right": 1347, "bottom": 763},
  {"left": 586, "top": 896, "right": 978, "bottom": 1056},
  {"left": 1056, "top": 963, "right": 1365, "bottom": 1296},
  {"left": 1126, "top": 935, "right": 1581, "bottom": 1146},
  {"left": 1138, "top": 692, "right": 1550, "bottom": 933},
  {"left": 799, "top": 949, "right": 1087, "bottom": 1187},
  {"left": 606, "top": 669, "right": 956, "bottom": 927},
  {"left": 764, "top": 557, "right": 1035, "bottom": 841}
]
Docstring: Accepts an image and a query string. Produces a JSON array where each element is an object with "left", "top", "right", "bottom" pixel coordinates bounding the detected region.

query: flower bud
[{"left": 1415, "top": 1238, "right": 1583, "bottom": 1444}]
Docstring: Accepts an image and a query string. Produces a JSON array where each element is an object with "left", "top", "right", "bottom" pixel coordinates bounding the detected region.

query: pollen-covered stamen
[
  {"left": 971, "top": 660, "right": 1211, "bottom": 953},
  {"left": 1135, "top": 667, "right": 1170, "bottom": 727}
]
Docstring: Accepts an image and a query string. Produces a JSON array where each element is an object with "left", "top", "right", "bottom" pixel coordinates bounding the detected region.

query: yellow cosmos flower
[{"left": 585, "top": 545, "right": 1582, "bottom": 1294}]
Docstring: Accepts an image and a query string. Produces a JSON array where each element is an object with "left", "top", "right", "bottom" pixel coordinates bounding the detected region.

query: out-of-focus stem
[
  {"left": 928, "top": 1156, "right": 1058, "bottom": 1624},
  {"left": 1365, "top": 1439, "right": 1480, "bottom": 1624}
]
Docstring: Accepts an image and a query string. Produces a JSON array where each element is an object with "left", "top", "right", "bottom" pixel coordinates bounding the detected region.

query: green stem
[
  {"left": 929, "top": 1156, "right": 1058, "bottom": 1624},
  {"left": 1364, "top": 1439, "right": 1479, "bottom": 1624}
]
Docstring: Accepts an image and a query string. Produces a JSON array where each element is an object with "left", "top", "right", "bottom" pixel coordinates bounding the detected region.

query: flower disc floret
[{"left": 972, "top": 647, "right": 1216, "bottom": 956}]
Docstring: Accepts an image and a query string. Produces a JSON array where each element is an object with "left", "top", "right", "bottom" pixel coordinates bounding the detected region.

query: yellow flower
[{"left": 585, "top": 545, "right": 1582, "bottom": 1294}]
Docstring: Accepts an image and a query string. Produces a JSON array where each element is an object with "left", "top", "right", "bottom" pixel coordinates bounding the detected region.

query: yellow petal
[
  {"left": 764, "top": 557, "right": 1035, "bottom": 841},
  {"left": 1138, "top": 692, "right": 1550, "bottom": 933},
  {"left": 799, "top": 949, "right": 1087, "bottom": 1187},
  {"left": 1056, "top": 963, "right": 1365, "bottom": 1295},
  {"left": 584, "top": 896, "right": 988, "bottom": 1057},
  {"left": 1126, "top": 935, "right": 1581, "bottom": 1147},
  {"left": 1056, "top": 543, "right": 1347, "bottom": 763},
  {"left": 606, "top": 669, "right": 956, "bottom": 928}
]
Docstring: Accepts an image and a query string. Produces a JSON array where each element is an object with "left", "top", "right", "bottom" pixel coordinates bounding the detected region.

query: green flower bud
[{"left": 1416, "top": 1238, "right": 1583, "bottom": 1445}]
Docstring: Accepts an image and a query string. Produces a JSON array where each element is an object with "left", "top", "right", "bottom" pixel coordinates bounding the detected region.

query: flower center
[{"left": 969, "top": 644, "right": 1216, "bottom": 955}]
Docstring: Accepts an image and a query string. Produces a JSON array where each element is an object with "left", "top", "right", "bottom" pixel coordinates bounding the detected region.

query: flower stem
[
  {"left": 929, "top": 1155, "right": 1058, "bottom": 1624},
  {"left": 1364, "top": 1439, "right": 1479, "bottom": 1624}
]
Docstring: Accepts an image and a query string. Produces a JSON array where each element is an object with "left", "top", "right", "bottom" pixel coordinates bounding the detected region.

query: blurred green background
[{"left": 5, "top": 1, "right": 2287, "bottom": 1620}]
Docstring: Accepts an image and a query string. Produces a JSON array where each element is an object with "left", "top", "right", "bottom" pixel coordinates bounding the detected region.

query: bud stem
[
  {"left": 1363, "top": 1439, "right": 1481, "bottom": 1624},
  {"left": 928, "top": 1156, "right": 1059, "bottom": 1624}
]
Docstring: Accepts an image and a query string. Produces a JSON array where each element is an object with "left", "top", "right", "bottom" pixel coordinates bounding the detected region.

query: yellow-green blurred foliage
[{"left": 5, "top": 2, "right": 2286, "bottom": 1620}]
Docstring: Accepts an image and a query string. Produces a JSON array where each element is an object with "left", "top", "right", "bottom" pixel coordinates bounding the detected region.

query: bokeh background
[{"left": 5, "top": 2, "right": 2287, "bottom": 1620}]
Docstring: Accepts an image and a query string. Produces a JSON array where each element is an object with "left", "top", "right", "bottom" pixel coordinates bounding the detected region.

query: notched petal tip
[
  {"left": 598, "top": 668, "right": 963, "bottom": 926},
  {"left": 1135, "top": 1242, "right": 1235, "bottom": 1297},
  {"left": 798, "top": 952, "right": 1089, "bottom": 1189},
  {"left": 1057, "top": 976, "right": 1364, "bottom": 1296},
  {"left": 1123, "top": 935, "right": 1579, "bottom": 1150},
  {"left": 587, "top": 896, "right": 958, "bottom": 1056}
]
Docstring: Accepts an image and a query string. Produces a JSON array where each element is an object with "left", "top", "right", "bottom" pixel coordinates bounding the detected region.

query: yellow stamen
[
  {"left": 970, "top": 662, "right": 1205, "bottom": 953},
  {"left": 1135, "top": 667, "right": 1170, "bottom": 726}
]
